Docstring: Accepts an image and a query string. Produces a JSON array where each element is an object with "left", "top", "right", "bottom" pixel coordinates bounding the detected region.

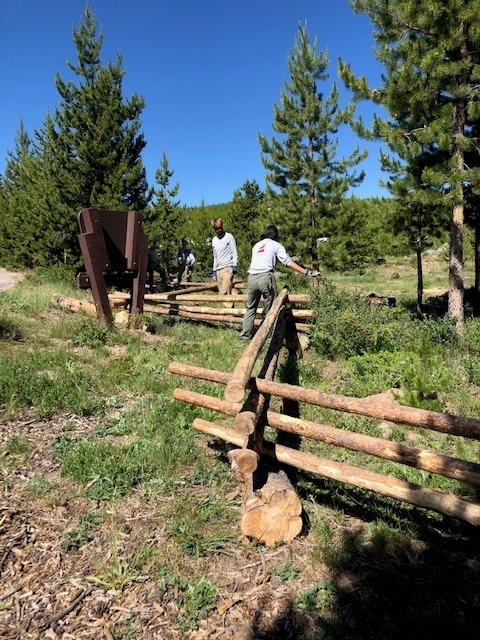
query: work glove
[
  {"left": 306, "top": 269, "right": 324, "bottom": 278},
  {"left": 232, "top": 266, "right": 237, "bottom": 273},
  {"left": 211, "top": 271, "right": 217, "bottom": 281}
]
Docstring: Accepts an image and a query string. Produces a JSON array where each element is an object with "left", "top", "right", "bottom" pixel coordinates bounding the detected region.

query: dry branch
[
  {"left": 192, "top": 418, "right": 480, "bottom": 526},
  {"left": 168, "top": 362, "right": 480, "bottom": 440}
]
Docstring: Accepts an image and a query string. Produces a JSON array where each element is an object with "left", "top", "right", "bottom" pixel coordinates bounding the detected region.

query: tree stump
[{"left": 240, "top": 469, "right": 302, "bottom": 546}]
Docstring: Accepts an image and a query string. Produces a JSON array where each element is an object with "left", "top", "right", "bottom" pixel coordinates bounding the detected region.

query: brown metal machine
[{"left": 76, "top": 208, "right": 148, "bottom": 326}]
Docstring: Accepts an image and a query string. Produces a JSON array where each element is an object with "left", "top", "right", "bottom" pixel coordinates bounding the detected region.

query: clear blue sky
[{"left": 0, "top": 0, "right": 389, "bottom": 206}]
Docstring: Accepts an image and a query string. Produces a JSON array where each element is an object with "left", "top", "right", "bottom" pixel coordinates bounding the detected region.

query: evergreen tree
[
  {"left": 144, "top": 152, "right": 182, "bottom": 279},
  {"left": 339, "top": 0, "right": 480, "bottom": 328},
  {"left": 258, "top": 21, "right": 366, "bottom": 266},
  {"left": 0, "top": 121, "right": 44, "bottom": 268},
  {"left": 1, "top": 5, "right": 150, "bottom": 269},
  {"left": 229, "top": 179, "right": 264, "bottom": 272}
]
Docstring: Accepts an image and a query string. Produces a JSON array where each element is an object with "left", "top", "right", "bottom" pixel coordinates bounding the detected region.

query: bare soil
[{"left": 0, "top": 268, "right": 24, "bottom": 292}]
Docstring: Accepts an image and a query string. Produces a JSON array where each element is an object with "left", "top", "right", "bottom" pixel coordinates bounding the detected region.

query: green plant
[
  {"left": 272, "top": 563, "right": 300, "bottom": 581},
  {"left": 0, "top": 311, "right": 23, "bottom": 341},
  {"left": 177, "top": 577, "right": 217, "bottom": 630},
  {"left": 5, "top": 434, "right": 29, "bottom": 456},
  {"left": 62, "top": 513, "right": 103, "bottom": 551},
  {"left": 166, "top": 493, "right": 237, "bottom": 557},
  {"left": 59, "top": 438, "right": 164, "bottom": 499},
  {"left": 25, "top": 475, "right": 55, "bottom": 496},
  {"left": 295, "top": 581, "right": 338, "bottom": 612}
]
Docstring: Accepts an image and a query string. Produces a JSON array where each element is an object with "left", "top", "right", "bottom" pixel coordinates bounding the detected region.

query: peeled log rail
[
  {"left": 173, "top": 388, "right": 480, "bottom": 487},
  {"left": 168, "top": 362, "right": 480, "bottom": 441},
  {"left": 144, "top": 305, "right": 311, "bottom": 333},
  {"left": 234, "top": 310, "right": 285, "bottom": 437},
  {"left": 145, "top": 303, "right": 316, "bottom": 319},
  {"left": 145, "top": 293, "right": 311, "bottom": 304},
  {"left": 224, "top": 288, "right": 290, "bottom": 403},
  {"left": 192, "top": 418, "right": 480, "bottom": 527}
]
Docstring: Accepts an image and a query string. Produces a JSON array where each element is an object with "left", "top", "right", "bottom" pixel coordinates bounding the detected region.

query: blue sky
[{"left": 0, "top": 0, "right": 388, "bottom": 206}]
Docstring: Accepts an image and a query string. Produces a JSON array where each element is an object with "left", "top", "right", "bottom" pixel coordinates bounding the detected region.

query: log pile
[{"left": 108, "top": 281, "right": 316, "bottom": 333}]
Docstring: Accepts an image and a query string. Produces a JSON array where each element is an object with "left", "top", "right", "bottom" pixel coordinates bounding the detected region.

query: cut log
[
  {"left": 234, "top": 310, "right": 285, "bottom": 436},
  {"left": 224, "top": 289, "right": 289, "bottom": 403},
  {"left": 54, "top": 295, "right": 118, "bottom": 316},
  {"left": 173, "top": 388, "right": 480, "bottom": 486},
  {"left": 192, "top": 418, "right": 480, "bottom": 527},
  {"left": 168, "top": 362, "right": 480, "bottom": 440},
  {"left": 143, "top": 303, "right": 316, "bottom": 319},
  {"left": 145, "top": 305, "right": 311, "bottom": 332},
  {"left": 144, "top": 293, "right": 310, "bottom": 304},
  {"left": 240, "top": 469, "right": 303, "bottom": 546}
]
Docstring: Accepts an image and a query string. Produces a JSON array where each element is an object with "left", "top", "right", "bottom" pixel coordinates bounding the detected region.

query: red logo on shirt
[{"left": 257, "top": 243, "right": 266, "bottom": 253}]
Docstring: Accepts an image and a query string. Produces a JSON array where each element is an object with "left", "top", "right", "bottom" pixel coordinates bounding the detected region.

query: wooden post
[
  {"left": 192, "top": 418, "right": 480, "bottom": 527},
  {"left": 224, "top": 288, "right": 290, "bottom": 403}
]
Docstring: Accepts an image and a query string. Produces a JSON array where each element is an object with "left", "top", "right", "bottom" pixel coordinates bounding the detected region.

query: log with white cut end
[{"left": 241, "top": 469, "right": 303, "bottom": 546}]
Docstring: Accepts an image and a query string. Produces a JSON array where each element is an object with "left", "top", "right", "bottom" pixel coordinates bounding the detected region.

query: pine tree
[
  {"left": 258, "top": 22, "right": 366, "bottom": 266},
  {"left": 1, "top": 5, "right": 150, "bottom": 269},
  {"left": 339, "top": 0, "right": 480, "bottom": 328},
  {"left": 0, "top": 121, "right": 44, "bottom": 268},
  {"left": 144, "top": 152, "right": 182, "bottom": 279}
]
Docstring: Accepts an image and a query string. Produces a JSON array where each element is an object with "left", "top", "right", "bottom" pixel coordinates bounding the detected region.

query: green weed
[{"left": 62, "top": 513, "right": 103, "bottom": 551}]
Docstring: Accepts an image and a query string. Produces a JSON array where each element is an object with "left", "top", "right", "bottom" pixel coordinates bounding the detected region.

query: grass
[{"left": 2, "top": 260, "right": 480, "bottom": 636}]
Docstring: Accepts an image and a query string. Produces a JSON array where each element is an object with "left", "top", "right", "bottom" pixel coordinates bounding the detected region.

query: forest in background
[{"left": 2, "top": 3, "right": 480, "bottom": 325}]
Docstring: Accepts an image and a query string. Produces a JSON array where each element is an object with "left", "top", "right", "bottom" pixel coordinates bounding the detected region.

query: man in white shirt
[
  {"left": 211, "top": 218, "right": 238, "bottom": 308},
  {"left": 239, "top": 225, "right": 321, "bottom": 339}
]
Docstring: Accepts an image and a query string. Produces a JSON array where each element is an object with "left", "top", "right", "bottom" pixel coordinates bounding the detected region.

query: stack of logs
[
  {"left": 55, "top": 279, "right": 317, "bottom": 333},
  {"left": 108, "top": 280, "right": 316, "bottom": 332},
  {"left": 170, "top": 288, "right": 480, "bottom": 544}
]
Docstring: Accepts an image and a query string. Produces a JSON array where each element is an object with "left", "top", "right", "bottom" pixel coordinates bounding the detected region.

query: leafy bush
[
  {"left": 310, "top": 282, "right": 458, "bottom": 360},
  {"left": 309, "top": 283, "right": 414, "bottom": 358}
]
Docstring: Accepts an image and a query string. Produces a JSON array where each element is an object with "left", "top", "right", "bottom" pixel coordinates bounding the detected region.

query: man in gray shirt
[{"left": 211, "top": 218, "right": 238, "bottom": 308}]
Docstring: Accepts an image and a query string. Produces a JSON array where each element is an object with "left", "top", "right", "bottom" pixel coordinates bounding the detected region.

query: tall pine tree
[
  {"left": 1, "top": 5, "right": 149, "bottom": 268},
  {"left": 144, "top": 152, "right": 182, "bottom": 279},
  {"left": 258, "top": 21, "right": 366, "bottom": 266},
  {"left": 340, "top": 0, "right": 480, "bottom": 328}
]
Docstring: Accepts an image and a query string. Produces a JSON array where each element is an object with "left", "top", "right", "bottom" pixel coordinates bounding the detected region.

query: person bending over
[{"left": 239, "top": 225, "right": 321, "bottom": 340}]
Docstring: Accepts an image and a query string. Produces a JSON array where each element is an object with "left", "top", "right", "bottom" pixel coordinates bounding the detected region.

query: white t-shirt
[
  {"left": 247, "top": 238, "right": 292, "bottom": 274},
  {"left": 212, "top": 232, "right": 238, "bottom": 270}
]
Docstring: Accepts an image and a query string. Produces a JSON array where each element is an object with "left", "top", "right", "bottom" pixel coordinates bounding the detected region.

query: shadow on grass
[{"left": 242, "top": 481, "right": 480, "bottom": 639}]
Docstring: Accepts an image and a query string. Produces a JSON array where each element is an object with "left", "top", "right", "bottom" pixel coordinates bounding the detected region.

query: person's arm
[
  {"left": 288, "top": 260, "right": 323, "bottom": 278},
  {"left": 230, "top": 233, "right": 238, "bottom": 268},
  {"left": 288, "top": 260, "right": 308, "bottom": 275},
  {"left": 212, "top": 239, "right": 218, "bottom": 271}
]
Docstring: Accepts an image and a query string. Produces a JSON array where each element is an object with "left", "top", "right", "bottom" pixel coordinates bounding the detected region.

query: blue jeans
[{"left": 240, "top": 272, "right": 276, "bottom": 339}]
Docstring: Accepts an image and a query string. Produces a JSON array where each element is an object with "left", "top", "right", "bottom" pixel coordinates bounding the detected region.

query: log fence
[{"left": 169, "top": 288, "right": 480, "bottom": 543}]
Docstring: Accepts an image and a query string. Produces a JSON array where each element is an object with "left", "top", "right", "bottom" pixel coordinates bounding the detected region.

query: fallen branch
[{"left": 39, "top": 587, "right": 93, "bottom": 630}]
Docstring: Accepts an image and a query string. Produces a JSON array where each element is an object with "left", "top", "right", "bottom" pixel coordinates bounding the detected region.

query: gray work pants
[{"left": 240, "top": 272, "right": 276, "bottom": 339}]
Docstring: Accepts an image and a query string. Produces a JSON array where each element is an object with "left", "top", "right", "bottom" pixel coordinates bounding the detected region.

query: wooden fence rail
[{"left": 169, "top": 284, "right": 480, "bottom": 541}]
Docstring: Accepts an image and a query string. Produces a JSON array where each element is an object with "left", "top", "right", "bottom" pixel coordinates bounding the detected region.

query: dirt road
[{"left": 0, "top": 268, "right": 24, "bottom": 291}]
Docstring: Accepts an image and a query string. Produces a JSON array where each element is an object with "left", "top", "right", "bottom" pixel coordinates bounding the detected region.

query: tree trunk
[{"left": 240, "top": 469, "right": 303, "bottom": 546}]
